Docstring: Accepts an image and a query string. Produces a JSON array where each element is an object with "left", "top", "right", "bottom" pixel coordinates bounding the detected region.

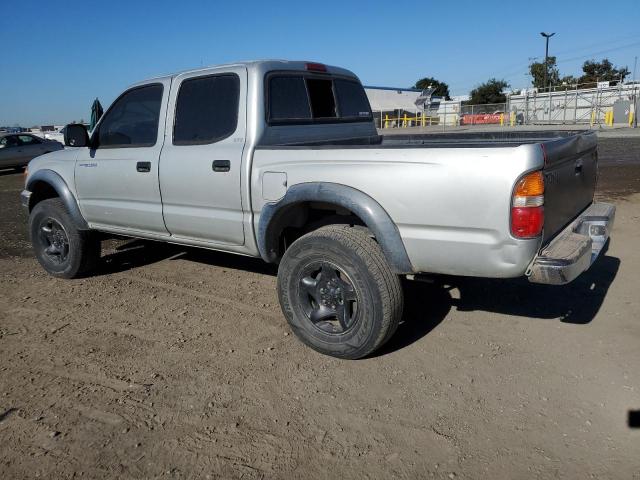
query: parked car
[
  {"left": 0, "top": 133, "right": 63, "bottom": 170},
  {"left": 20, "top": 60, "right": 615, "bottom": 359}
]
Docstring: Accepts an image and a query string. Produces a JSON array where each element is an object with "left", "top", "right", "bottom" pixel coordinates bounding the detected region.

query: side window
[
  {"left": 173, "top": 74, "right": 240, "bottom": 145},
  {"left": 97, "top": 84, "right": 163, "bottom": 148},
  {"left": 268, "top": 76, "right": 311, "bottom": 121},
  {"left": 18, "top": 135, "right": 40, "bottom": 145},
  {"left": 2, "top": 136, "right": 19, "bottom": 148}
]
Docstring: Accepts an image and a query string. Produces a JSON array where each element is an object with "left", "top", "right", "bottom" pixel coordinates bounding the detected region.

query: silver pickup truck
[{"left": 21, "top": 60, "right": 615, "bottom": 359}]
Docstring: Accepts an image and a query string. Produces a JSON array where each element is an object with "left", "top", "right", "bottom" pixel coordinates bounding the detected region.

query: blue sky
[{"left": 1, "top": 0, "right": 639, "bottom": 125}]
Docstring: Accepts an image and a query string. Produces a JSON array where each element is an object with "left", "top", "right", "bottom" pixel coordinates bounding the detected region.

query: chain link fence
[{"left": 375, "top": 81, "right": 639, "bottom": 130}]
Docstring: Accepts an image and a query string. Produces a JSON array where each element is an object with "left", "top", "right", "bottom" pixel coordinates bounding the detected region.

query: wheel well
[
  {"left": 28, "top": 180, "right": 59, "bottom": 211},
  {"left": 272, "top": 201, "right": 367, "bottom": 261}
]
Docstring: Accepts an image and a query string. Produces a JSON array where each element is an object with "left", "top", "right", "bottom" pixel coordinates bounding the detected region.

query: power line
[
  {"left": 449, "top": 41, "right": 640, "bottom": 94},
  {"left": 555, "top": 40, "right": 640, "bottom": 65},
  {"left": 551, "top": 32, "right": 640, "bottom": 57}
]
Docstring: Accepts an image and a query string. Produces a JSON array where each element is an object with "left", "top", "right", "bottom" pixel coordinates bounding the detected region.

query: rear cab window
[{"left": 266, "top": 72, "right": 372, "bottom": 125}]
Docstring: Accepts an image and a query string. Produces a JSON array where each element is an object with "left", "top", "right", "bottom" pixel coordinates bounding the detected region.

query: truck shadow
[
  {"left": 98, "top": 239, "right": 277, "bottom": 277},
  {"left": 98, "top": 239, "right": 620, "bottom": 356},
  {"left": 378, "top": 254, "right": 620, "bottom": 356}
]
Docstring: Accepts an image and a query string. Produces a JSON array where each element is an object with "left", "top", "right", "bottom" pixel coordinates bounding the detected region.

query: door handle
[
  {"left": 136, "top": 161, "right": 151, "bottom": 173},
  {"left": 212, "top": 160, "right": 230, "bottom": 172}
]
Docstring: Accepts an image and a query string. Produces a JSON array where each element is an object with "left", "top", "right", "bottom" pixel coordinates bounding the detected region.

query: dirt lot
[{"left": 1, "top": 136, "right": 639, "bottom": 479}]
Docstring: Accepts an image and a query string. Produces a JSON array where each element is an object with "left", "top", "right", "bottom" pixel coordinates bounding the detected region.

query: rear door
[
  {"left": 542, "top": 132, "right": 598, "bottom": 241},
  {"left": 75, "top": 80, "right": 170, "bottom": 235},
  {"left": 159, "top": 66, "right": 246, "bottom": 245}
]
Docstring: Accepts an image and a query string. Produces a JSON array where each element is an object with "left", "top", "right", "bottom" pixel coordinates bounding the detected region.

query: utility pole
[
  {"left": 540, "top": 32, "right": 556, "bottom": 92},
  {"left": 634, "top": 56, "right": 638, "bottom": 128}
]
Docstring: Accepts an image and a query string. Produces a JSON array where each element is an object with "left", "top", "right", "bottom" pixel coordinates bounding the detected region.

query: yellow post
[
  {"left": 384, "top": 114, "right": 389, "bottom": 129},
  {"left": 500, "top": 113, "right": 504, "bottom": 126},
  {"left": 510, "top": 113, "right": 516, "bottom": 127},
  {"left": 630, "top": 111, "right": 634, "bottom": 127},
  {"left": 590, "top": 110, "right": 596, "bottom": 127},
  {"left": 403, "top": 113, "right": 408, "bottom": 128}
]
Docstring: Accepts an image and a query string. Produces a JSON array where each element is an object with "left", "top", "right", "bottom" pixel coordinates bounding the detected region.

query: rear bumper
[{"left": 528, "top": 202, "right": 615, "bottom": 285}]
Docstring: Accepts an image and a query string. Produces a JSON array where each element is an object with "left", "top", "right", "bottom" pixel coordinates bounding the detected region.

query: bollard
[
  {"left": 500, "top": 113, "right": 504, "bottom": 126},
  {"left": 384, "top": 114, "right": 389, "bottom": 129},
  {"left": 403, "top": 113, "right": 407, "bottom": 128},
  {"left": 630, "top": 112, "right": 634, "bottom": 127},
  {"left": 510, "top": 113, "right": 515, "bottom": 127}
]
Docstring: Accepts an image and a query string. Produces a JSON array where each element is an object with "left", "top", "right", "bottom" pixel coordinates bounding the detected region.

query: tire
[
  {"left": 277, "top": 225, "right": 403, "bottom": 359},
  {"left": 29, "top": 198, "right": 100, "bottom": 278}
]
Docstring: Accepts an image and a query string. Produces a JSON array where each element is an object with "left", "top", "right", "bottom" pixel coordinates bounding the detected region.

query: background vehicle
[
  {"left": 43, "top": 126, "right": 66, "bottom": 144},
  {"left": 20, "top": 60, "right": 614, "bottom": 359},
  {"left": 0, "top": 133, "right": 63, "bottom": 170}
]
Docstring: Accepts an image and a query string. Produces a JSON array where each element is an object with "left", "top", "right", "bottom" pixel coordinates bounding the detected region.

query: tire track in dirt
[{"left": 119, "top": 273, "right": 283, "bottom": 322}]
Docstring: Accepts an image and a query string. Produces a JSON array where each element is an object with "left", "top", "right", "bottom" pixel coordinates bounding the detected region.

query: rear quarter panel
[{"left": 252, "top": 144, "right": 544, "bottom": 277}]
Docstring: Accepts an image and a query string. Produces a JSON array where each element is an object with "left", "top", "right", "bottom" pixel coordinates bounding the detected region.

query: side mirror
[{"left": 64, "top": 124, "right": 89, "bottom": 147}]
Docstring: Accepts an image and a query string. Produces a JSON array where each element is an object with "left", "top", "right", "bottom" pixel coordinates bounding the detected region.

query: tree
[
  {"left": 579, "top": 58, "right": 629, "bottom": 87},
  {"left": 413, "top": 77, "right": 451, "bottom": 100},
  {"left": 469, "top": 79, "right": 510, "bottom": 104},
  {"left": 529, "top": 56, "right": 560, "bottom": 89}
]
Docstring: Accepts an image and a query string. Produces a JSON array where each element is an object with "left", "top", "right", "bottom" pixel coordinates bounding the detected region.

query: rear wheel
[
  {"left": 277, "top": 225, "right": 403, "bottom": 359},
  {"left": 29, "top": 198, "right": 100, "bottom": 278}
]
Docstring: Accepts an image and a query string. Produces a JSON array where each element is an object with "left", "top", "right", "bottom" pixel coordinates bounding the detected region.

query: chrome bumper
[
  {"left": 528, "top": 202, "right": 615, "bottom": 285},
  {"left": 20, "top": 189, "right": 31, "bottom": 209}
]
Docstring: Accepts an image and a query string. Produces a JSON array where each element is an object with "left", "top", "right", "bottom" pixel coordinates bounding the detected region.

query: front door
[
  {"left": 75, "top": 80, "right": 171, "bottom": 235},
  {"left": 159, "top": 66, "right": 246, "bottom": 245}
]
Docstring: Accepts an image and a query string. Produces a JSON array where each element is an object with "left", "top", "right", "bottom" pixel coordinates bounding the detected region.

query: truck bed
[{"left": 256, "top": 129, "right": 598, "bottom": 252}]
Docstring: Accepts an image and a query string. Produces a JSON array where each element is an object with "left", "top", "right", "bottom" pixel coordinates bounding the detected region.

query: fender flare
[
  {"left": 26, "top": 169, "right": 89, "bottom": 229},
  {"left": 257, "top": 182, "right": 413, "bottom": 273}
]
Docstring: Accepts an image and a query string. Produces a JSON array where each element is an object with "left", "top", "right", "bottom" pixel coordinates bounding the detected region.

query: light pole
[{"left": 540, "top": 32, "right": 555, "bottom": 92}]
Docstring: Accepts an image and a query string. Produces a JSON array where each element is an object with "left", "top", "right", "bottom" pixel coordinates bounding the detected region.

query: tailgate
[{"left": 542, "top": 132, "right": 598, "bottom": 242}]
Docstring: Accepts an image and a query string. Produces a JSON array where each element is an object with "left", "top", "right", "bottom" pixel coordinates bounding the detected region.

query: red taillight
[
  {"left": 305, "top": 62, "right": 327, "bottom": 72},
  {"left": 511, "top": 206, "right": 544, "bottom": 238},
  {"left": 511, "top": 171, "right": 545, "bottom": 238}
]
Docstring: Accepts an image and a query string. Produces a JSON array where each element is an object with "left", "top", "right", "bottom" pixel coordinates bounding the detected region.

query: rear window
[
  {"left": 334, "top": 79, "right": 372, "bottom": 118},
  {"left": 267, "top": 74, "right": 372, "bottom": 124},
  {"left": 269, "top": 76, "right": 311, "bottom": 121}
]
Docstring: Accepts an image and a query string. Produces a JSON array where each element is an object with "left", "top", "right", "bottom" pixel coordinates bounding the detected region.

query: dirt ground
[{"left": 1, "top": 136, "right": 639, "bottom": 479}]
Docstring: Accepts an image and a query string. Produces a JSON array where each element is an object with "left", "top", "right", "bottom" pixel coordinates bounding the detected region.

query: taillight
[{"left": 511, "top": 170, "right": 544, "bottom": 238}]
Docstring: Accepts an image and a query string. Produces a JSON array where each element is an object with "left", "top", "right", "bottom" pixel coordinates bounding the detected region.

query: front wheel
[
  {"left": 29, "top": 198, "right": 100, "bottom": 278},
  {"left": 277, "top": 225, "right": 403, "bottom": 359}
]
